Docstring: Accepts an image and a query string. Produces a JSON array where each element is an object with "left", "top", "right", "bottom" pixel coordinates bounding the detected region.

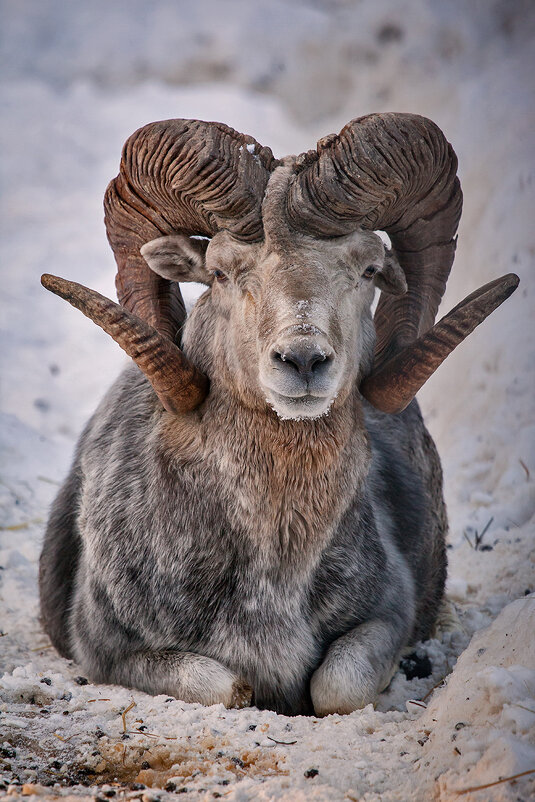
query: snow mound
[{"left": 421, "top": 596, "right": 535, "bottom": 800}]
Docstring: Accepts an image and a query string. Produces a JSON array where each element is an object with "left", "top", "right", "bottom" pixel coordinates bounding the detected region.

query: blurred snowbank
[{"left": 2, "top": 0, "right": 534, "bottom": 124}]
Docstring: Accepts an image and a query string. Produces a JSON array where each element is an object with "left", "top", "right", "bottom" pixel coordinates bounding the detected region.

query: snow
[{"left": 1, "top": 0, "right": 534, "bottom": 799}]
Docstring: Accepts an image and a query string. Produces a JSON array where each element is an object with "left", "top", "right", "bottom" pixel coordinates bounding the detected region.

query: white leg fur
[
  {"left": 310, "top": 620, "right": 403, "bottom": 716},
  {"left": 171, "top": 653, "right": 253, "bottom": 708},
  {"left": 92, "top": 650, "right": 253, "bottom": 709}
]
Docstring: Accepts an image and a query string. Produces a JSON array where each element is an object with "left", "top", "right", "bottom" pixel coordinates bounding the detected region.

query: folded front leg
[
  {"left": 310, "top": 618, "right": 407, "bottom": 716},
  {"left": 91, "top": 650, "right": 253, "bottom": 709}
]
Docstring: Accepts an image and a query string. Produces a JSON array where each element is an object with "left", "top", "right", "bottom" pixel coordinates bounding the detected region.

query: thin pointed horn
[
  {"left": 360, "top": 273, "right": 519, "bottom": 414},
  {"left": 41, "top": 274, "right": 208, "bottom": 414}
]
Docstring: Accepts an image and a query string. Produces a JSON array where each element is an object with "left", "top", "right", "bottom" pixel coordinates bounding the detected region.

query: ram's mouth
[{"left": 264, "top": 389, "right": 335, "bottom": 421}]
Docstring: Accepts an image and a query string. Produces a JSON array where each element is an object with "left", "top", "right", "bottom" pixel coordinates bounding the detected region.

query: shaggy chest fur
[{"left": 159, "top": 386, "right": 370, "bottom": 557}]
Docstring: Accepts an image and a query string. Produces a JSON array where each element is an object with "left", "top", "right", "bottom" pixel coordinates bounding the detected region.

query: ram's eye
[
  {"left": 362, "top": 265, "right": 377, "bottom": 279},
  {"left": 213, "top": 269, "right": 228, "bottom": 282}
]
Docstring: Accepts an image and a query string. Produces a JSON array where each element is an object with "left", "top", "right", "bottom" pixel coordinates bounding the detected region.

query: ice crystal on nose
[{"left": 295, "top": 300, "right": 311, "bottom": 320}]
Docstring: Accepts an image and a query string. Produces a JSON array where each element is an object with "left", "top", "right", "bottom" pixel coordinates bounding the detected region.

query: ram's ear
[
  {"left": 140, "top": 235, "right": 211, "bottom": 284},
  {"left": 374, "top": 248, "right": 408, "bottom": 296}
]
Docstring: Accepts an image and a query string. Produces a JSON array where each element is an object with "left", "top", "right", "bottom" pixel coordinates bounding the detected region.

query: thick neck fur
[{"left": 159, "top": 383, "right": 370, "bottom": 566}]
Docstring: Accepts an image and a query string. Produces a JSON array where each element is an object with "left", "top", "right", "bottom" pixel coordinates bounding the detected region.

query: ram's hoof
[
  {"left": 431, "top": 596, "right": 464, "bottom": 636},
  {"left": 230, "top": 678, "right": 253, "bottom": 709}
]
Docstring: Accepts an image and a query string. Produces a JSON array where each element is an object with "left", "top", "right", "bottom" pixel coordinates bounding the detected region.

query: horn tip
[
  {"left": 41, "top": 273, "right": 62, "bottom": 293},
  {"left": 41, "top": 273, "right": 75, "bottom": 302},
  {"left": 502, "top": 272, "right": 520, "bottom": 295},
  {"left": 491, "top": 272, "right": 520, "bottom": 306}
]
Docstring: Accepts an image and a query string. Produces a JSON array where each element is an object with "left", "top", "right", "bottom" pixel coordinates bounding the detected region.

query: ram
[{"left": 39, "top": 113, "right": 517, "bottom": 716}]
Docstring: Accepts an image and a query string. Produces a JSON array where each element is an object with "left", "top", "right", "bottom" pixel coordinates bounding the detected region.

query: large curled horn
[
  {"left": 285, "top": 113, "right": 463, "bottom": 405},
  {"left": 44, "top": 119, "right": 278, "bottom": 414},
  {"left": 105, "top": 118, "right": 278, "bottom": 340},
  {"left": 285, "top": 112, "right": 518, "bottom": 411}
]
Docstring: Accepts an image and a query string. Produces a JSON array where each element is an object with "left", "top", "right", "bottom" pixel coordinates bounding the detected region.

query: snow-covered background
[{"left": 1, "top": 1, "right": 534, "bottom": 799}]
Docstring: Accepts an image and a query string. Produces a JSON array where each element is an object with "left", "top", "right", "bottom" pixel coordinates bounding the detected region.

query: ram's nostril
[
  {"left": 272, "top": 350, "right": 300, "bottom": 373},
  {"left": 272, "top": 350, "right": 294, "bottom": 371},
  {"left": 310, "top": 353, "right": 330, "bottom": 373}
]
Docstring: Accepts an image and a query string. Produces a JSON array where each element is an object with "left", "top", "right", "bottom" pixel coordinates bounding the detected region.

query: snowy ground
[{"left": 1, "top": 1, "right": 534, "bottom": 800}]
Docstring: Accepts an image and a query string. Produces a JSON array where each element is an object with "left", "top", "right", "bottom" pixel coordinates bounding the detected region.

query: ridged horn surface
[
  {"left": 41, "top": 273, "right": 208, "bottom": 414},
  {"left": 285, "top": 113, "right": 462, "bottom": 369},
  {"left": 360, "top": 273, "right": 519, "bottom": 414},
  {"left": 104, "top": 119, "right": 278, "bottom": 340}
]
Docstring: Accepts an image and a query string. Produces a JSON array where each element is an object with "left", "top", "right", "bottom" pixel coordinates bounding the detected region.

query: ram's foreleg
[
  {"left": 89, "top": 650, "right": 253, "bottom": 709},
  {"left": 310, "top": 616, "right": 409, "bottom": 716}
]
